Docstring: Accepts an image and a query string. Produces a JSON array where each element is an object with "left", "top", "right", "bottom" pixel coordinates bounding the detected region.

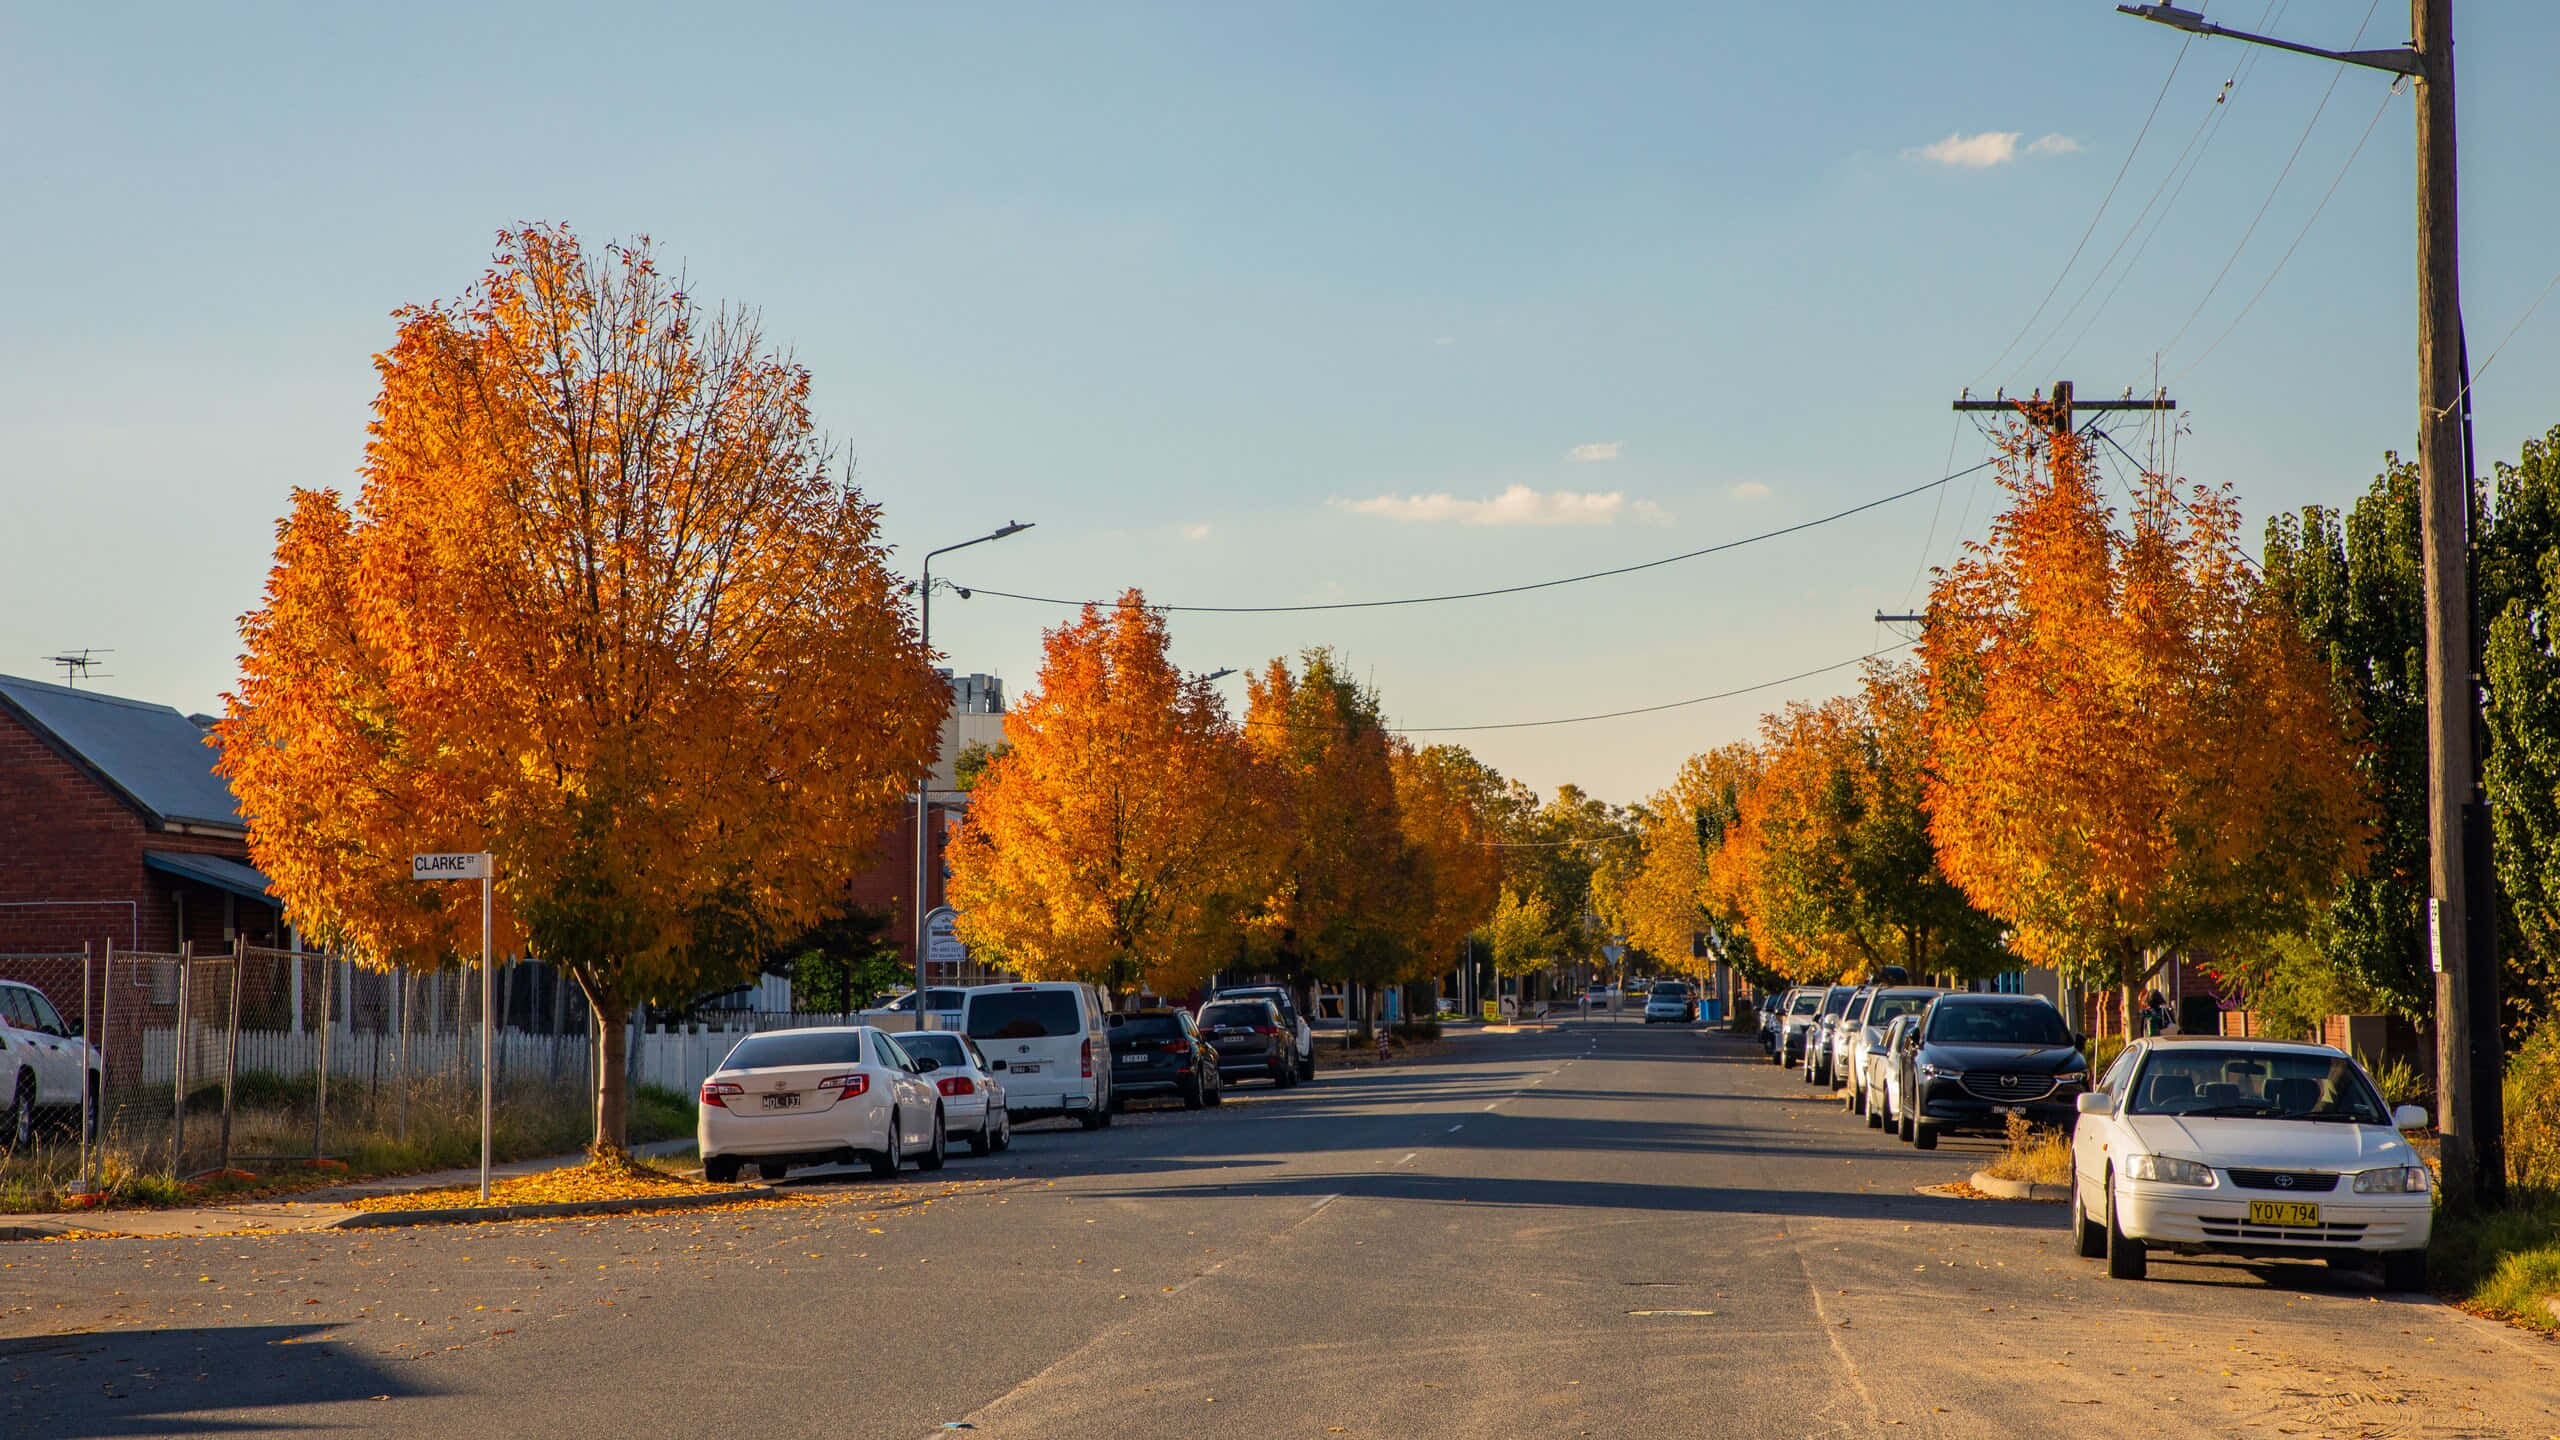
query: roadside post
[{"left": 412, "top": 851, "right": 495, "bottom": 1202}]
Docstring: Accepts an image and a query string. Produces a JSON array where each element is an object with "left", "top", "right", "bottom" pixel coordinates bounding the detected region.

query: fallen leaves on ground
[{"left": 352, "top": 1154, "right": 743, "bottom": 1212}]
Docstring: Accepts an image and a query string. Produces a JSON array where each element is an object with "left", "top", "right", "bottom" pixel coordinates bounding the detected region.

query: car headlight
[
  {"left": 2353, "top": 1165, "right": 2431, "bottom": 1194},
  {"left": 1918, "top": 1062, "right": 1955, "bottom": 1080},
  {"left": 2120, "top": 1154, "right": 2217, "bottom": 1186},
  {"left": 2052, "top": 1072, "right": 2086, "bottom": 1086}
]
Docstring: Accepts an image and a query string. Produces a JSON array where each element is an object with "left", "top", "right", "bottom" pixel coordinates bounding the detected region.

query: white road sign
[
  {"left": 412, "top": 852, "right": 491, "bottom": 880},
  {"left": 926, "top": 906, "right": 966, "bottom": 967}
]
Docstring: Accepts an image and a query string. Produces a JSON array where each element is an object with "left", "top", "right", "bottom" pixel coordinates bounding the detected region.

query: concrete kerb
[{"left": 1969, "top": 1169, "right": 2069, "bottom": 1203}]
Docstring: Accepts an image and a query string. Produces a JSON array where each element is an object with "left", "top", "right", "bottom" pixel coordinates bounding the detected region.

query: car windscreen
[
  {"left": 1788, "top": 993, "right": 1822, "bottom": 1015},
  {"left": 1924, "top": 1003, "right": 2071, "bottom": 1047},
  {"left": 1650, "top": 984, "right": 1686, "bottom": 996},
  {"left": 895, "top": 1033, "right": 969, "bottom": 1069},
  {"left": 2128, "top": 1048, "right": 2388, "bottom": 1122},
  {"left": 1867, "top": 995, "right": 1933, "bottom": 1026},
  {"left": 721, "top": 1031, "right": 867, "bottom": 1069},
  {"left": 965, "top": 991, "right": 1084, "bottom": 1040},
  {"left": 1199, "top": 1003, "right": 1272, "bottom": 1029},
  {"left": 1112, "top": 1015, "right": 1184, "bottom": 1041},
  {"left": 1819, "top": 988, "right": 1855, "bottom": 1017}
]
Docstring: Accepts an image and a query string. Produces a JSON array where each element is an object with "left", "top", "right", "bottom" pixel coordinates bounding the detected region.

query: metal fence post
[
  {"left": 395, "top": 968, "right": 410, "bottom": 1145},
  {"left": 170, "top": 942, "right": 191, "bottom": 1177},
  {"left": 78, "top": 942, "right": 94, "bottom": 1195},
  {"left": 217, "top": 938, "right": 243, "bottom": 1174},
  {"left": 312, "top": 954, "right": 332, "bottom": 1161}
]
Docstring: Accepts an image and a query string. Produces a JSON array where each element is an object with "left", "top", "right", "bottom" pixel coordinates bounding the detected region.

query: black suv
[
  {"left": 1108, "top": 1008, "right": 1222, "bottom": 1110},
  {"left": 1196, "top": 998, "right": 1297, "bottom": 1088},
  {"left": 1892, "top": 994, "right": 2088, "bottom": 1150}
]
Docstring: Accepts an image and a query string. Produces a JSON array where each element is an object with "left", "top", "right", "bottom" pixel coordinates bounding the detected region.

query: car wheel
[
  {"left": 1866, "top": 1099, "right": 1885, "bottom": 1130},
  {"left": 704, "top": 1154, "right": 741, "bottom": 1184},
  {"left": 870, "top": 1113, "right": 903, "bottom": 1177},
  {"left": 989, "top": 1106, "right": 1012, "bottom": 1153},
  {"left": 1298, "top": 1053, "right": 1314, "bottom": 1082},
  {"left": 918, "top": 1108, "right": 947, "bottom": 1172},
  {"left": 1080, "top": 1101, "right": 1107, "bottom": 1130},
  {"left": 1849, "top": 1085, "right": 1865, "bottom": 1115},
  {"left": 2381, "top": 1249, "right": 2428, "bottom": 1292},
  {"left": 2104, "top": 1174, "right": 2148, "bottom": 1280},
  {"left": 1206, "top": 1074, "right": 1224, "bottom": 1106},
  {"left": 1912, "top": 1121, "right": 1938, "bottom": 1151},
  {"left": 1181, "top": 1078, "right": 1204, "bottom": 1110},
  {"left": 2073, "top": 1170, "right": 2107, "bottom": 1258},
  {"left": 1898, "top": 1105, "right": 1915, "bottom": 1143},
  {"left": 7, "top": 1073, "right": 31, "bottom": 1150}
]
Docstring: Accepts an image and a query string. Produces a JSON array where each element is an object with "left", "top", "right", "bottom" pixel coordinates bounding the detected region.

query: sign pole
[{"left": 480, "top": 858, "right": 493, "bottom": 1204}]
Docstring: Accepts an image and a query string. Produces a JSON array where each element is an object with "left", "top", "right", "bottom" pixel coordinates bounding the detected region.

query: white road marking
[
  {"left": 1395, "top": 1152, "right": 1417, "bottom": 1166},
  {"left": 1447, "top": 1123, "right": 1464, "bottom": 1133},
  {"left": 1306, "top": 1193, "right": 1340, "bottom": 1215}
]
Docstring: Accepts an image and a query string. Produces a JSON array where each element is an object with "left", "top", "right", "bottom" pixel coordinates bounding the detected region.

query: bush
[
  {"left": 2508, "top": 1020, "right": 2560, "bottom": 1191},
  {"left": 2085, "top": 1033, "right": 2126, "bottom": 1085},
  {"left": 630, "top": 1083, "right": 694, "bottom": 1144},
  {"left": 1983, "top": 1114, "right": 2073, "bottom": 1186},
  {"left": 2365, "top": 1054, "right": 2426, "bottom": 1109},
  {"left": 2431, "top": 1189, "right": 2560, "bottom": 1328}
]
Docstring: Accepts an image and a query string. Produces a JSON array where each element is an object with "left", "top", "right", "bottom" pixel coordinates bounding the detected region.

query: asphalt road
[{"left": 7, "top": 1015, "right": 2558, "bottom": 1438}]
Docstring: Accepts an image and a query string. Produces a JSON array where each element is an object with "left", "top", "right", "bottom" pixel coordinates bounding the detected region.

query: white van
[{"left": 959, "top": 982, "right": 1113, "bottom": 1129}]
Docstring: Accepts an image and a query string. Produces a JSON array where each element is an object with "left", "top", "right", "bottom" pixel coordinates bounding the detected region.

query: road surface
[{"left": 8, "top": 1016, "right": 2556, "bottom": 1437}]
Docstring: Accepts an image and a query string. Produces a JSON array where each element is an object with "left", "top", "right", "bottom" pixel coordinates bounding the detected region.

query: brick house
[{"left": 0, "top": 674, "right": 283, "bottom": 964}]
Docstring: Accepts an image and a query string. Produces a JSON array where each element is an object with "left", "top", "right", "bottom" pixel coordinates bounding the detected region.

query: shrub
[
  {"left": 2365, "top": 1054, "right": 2426, "bottom": 1109},
  {"left": 1983, "top": 1113, "right": 2073, "bottom": 1187},
  {"left": 2508, "top": 1020, "right": 2560, "bottom": 1192},
  {"left": 630, "top": 1083, "right": 694, "bottom": 1144}
]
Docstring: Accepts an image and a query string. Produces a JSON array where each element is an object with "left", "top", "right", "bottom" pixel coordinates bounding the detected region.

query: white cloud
[
  {"left": 1180, "top": 522, "right": 1211, "bottom": 541},
  {"left": 1566, "top": 441, "right": 1623, "bottom": 463},
  {"left": 2027, "top": 133, "right": 2081, "bottom": 156},
  {"left": 1728, "top": 482, "right": 1772, "bottom": 501},
  {"left": 1335, "top": 484, "right": 1630, "bottom": 527},
  {"left": 1633, "top": 499, "right": 1674, "bottom": 527},
  {"left": 1909, "top": 130, "right": 2020, "bottom": 168}
]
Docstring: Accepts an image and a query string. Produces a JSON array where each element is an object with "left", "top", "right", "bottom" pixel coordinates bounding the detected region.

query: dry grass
[{"left": 1982, "top": 1113, "right": 2074, "bottom": 1186}]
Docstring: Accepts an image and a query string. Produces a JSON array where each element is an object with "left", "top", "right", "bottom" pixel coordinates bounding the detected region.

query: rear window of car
[
  {"left": 1789, "top": 993, "right": 1822, "bottom": 1015},
  {"left": 1199, "top": 1003, "right": 1272, "bottom": 1029},
  {"left": 1113, "top": 1015, "right": 1184, "bottom": 1041},
  {"left": 1219, "top": 990, "right": 1296, "bottom": 1018},
  {"left": 894, "top": 1033, "right": 969, "bottom": 1069},
  {"left": 1820, "top": 988, "right": 1855, "bottom": 1017},
  {"left": 1925, "top": 1002, "right": 2070, "bottom": 1047},
  {"left": 966, "top": 990, "right": 1085, "bottom": 1040},
  {"left": 1867, "top": 995, "right": 1932, "bottom": 1025},
  {"left": 722, "top": 1031, "right": 867, "bottom": 1069}
]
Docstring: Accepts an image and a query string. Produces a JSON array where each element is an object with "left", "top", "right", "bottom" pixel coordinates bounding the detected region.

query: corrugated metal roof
[
  {"left": 143, "top": 850, "right": 274, "bottom": 903},
  {"left": 0, "top": 674, "right": 242, "bottom": 831}
]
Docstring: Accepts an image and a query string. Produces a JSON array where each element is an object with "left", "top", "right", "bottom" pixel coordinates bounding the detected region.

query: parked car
[
  {"left": 1622, "top": 977, "right": 1651, "bottom": 998},
  {"left": 1866, "top": 1014, "right": 1921, "bottom": 1132},
  {"left": 1108, "top": 1008, "right": 1223, "bottom": 1110},
  {"left": 861, "top": 986, "right": 969, "bottom": 1032},
  {"left": 0, "top": 980, "right": 101, "bottom": 1145},
  {"left": 1774, "top": 989, "right": 1825, "bottom": 1066},
  {"left": 887, "top": 1029, "right": 1012, "bottom": 1154},
  {"left": 1758, "top": 988, "right": 1799, "bottom": 1054},
  {"left": 1643, "top": 983, "right": 1697, "bottom": 1024},
  {"left": 2070, "top": 1037, "right": 2433, "bottom": 1286},
  {"left": 1196, "top": 998, "right": 1296, "bottom": 1088},
  {"left": 699, "top": 1026, "right": 947, "bottom": 1182},
  {"left": 1892, "top": 994, "right": 2088, "bottom": 1149},
  {"left": 961, "top": 982, "right": 1115, "bottom": 1129},
  {"left": 1841, "top": 987, "right": 1940, "bottom": 1116},
  {"left": 1210, "top": 985, "right": 1317, "bottom": 1082},
  {"left": 1801, "top": 985, "right": 1859, "bottom": 1084}
]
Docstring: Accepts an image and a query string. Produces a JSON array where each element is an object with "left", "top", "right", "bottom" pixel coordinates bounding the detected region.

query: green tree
[{"left": 2481, "top": 426, "right": 2560, "bottom": 1028}]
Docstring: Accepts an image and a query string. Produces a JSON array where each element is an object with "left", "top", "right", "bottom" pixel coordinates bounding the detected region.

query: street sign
[
  {"left": 411, "top": 852, "right": 490, "bottom": 881},
  {"left": 925, "top": 906, "right": 966, "bottom": 969},
  {"left": 1601, "top": 943, "right": 1625, "bottom": 964}
]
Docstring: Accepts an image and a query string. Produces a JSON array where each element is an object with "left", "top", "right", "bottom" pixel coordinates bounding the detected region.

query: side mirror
[
  {"left": 988, "top": 1059, "right": 1007, "bottom": 1071},
  {"left": 2393, "top": 1104, "right": 2429, "bottom": 1131},
  {"left": 2071, "top": 1033, "right": 2089, "bottom": 1051},
  {"left": 913, "top": 1056, "right": 940, "bottom": 1073},
  {"left": 2075, "top": 1092, "right": 2111, "bottom": 1115}
]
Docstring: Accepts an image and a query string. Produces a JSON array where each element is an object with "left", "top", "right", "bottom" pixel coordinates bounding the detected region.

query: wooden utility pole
[
  {"left": 2119, "top": 2, "right": 2498, "bottom": 1204},
  {"left": 1952, "top": 379, "right": 2176, "bottom": 443}
]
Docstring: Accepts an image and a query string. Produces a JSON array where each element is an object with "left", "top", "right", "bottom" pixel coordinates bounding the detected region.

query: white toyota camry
[
  {"left": 2070, "top": 1037, "right": 2433, "bottom": 1287},
  {"left": 699, "top": 1026, "right": 948, "bottom": 1183}
]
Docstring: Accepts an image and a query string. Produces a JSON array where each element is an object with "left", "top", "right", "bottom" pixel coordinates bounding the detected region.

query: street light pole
[{"left": 914, "top": 522, "right": 1032, "bottom": 1030}]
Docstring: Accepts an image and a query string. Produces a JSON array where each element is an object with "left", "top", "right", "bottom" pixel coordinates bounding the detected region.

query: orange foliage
[
  {"left": 219, "top": 226, "right": 943, "bottom": 1147},
  {"left": 944, "top": 593, "right": 1267, "bottom": 998},
  {"left": 1923, "top": 427, "right": 2370, "bottom": 1017}
]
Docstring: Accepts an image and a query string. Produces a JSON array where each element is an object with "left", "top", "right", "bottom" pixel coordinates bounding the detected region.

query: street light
[{"left": 915, "top": 521, "right": 1033, "bottom": 1028}]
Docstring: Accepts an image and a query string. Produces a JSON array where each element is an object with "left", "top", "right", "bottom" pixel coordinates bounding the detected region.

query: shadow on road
[{"left": 0, "top": 1324, "right": 428, "bottom": 1437}]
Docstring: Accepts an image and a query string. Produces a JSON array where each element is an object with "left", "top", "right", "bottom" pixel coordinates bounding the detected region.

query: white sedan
[
  {"left": 1864, "top": 1014, "right": 1919, "bottom": 1133},
  {"left": 889, "top": 1029, "right": 1012, "bottom": 1155},
  {"left": 2070, "top": 1037, "right": 2433, "bottom": 1287},
  {"left": 699, "top": 1026, "right": 947, "bottom": 1183}
]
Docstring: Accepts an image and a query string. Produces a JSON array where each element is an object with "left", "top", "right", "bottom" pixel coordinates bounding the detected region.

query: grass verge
[
  {"left": 1982, "top": 1114, "right": 2073, "bottom": 1187},
  {"left": 2431, "top": 1187, "right": 2560, "bottom": 1331}
]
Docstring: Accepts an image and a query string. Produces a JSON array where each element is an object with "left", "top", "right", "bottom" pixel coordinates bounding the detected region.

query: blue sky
[{"left": 7, "top": 3, "right": 2559, "bottom": 803}]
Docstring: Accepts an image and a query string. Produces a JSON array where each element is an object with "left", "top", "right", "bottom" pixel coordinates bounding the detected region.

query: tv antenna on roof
[{"left": 44, "top": 649, "right": 113, "bottom": 687}]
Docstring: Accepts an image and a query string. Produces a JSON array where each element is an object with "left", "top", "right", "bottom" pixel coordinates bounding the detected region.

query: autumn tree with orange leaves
[
  {"left": 1923, "top": 428, "right": 2370, "bottom": 1034},
  {"left": 1390, "top": 743, "right": 1508, "bottom": 988},
  {"left": 220, "top": 226, "right": 945, "bottom": 1153},
  {"left": 945, "top": 593, "right": 1269, "bottom": 1000}
]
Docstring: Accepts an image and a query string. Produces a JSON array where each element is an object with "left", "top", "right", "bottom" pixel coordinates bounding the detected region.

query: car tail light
[
  {"left": 1164, "top": 1040, "right": 1192, "bottom": 1056},
  {"left": 700, "top": 1080, "right": 743, "bottom": 1109},
  {"left": 938, "top": 1076, "right": 976, "bottom": 1097},
  {"left": 1081, "top": 1038, "right": 1093, "bottom": 1078},
  {"left": 817, "top": 1073, "right": 869, "bottom": 1097},
  {"left": 1254, "top": 1024, "right": 1281, "bottom": 1036}
]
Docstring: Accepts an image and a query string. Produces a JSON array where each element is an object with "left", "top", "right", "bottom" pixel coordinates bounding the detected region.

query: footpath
[{"left": 0, "top": 1139, "right": 703, "bottom": 1243}]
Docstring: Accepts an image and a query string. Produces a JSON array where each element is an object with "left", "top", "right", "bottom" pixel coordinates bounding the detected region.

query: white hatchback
[
  {"left": 699, "top": 1026, "right": 946, "bottom": 1183},
  {"left": 2070, "top": 1037, "right": 2434, "bottom": 1287}
]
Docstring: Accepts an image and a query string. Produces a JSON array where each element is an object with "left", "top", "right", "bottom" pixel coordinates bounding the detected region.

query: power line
[
  {"left": 1976, "top": 36, "right": 2194, "bottom": 386},
  {"left": 953, "top": 463, "right": 1995, "bottom": 615},
  {"left": 1376, "top": 646, "right": 1912, "bottom": 734},
  {"left": 2158, "top": 0, "right": 2382, "bottom": 363},
  {"left": 2172, "top": 84, "right": 2397, "bottom": 385},
  {"left": 2433, "top": 264, "right": 2560, "bottom": 420}
]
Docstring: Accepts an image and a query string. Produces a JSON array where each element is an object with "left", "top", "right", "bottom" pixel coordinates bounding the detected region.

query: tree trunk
[{"left": 584, "top": 979, "right": 631, "bottom": 1158}]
